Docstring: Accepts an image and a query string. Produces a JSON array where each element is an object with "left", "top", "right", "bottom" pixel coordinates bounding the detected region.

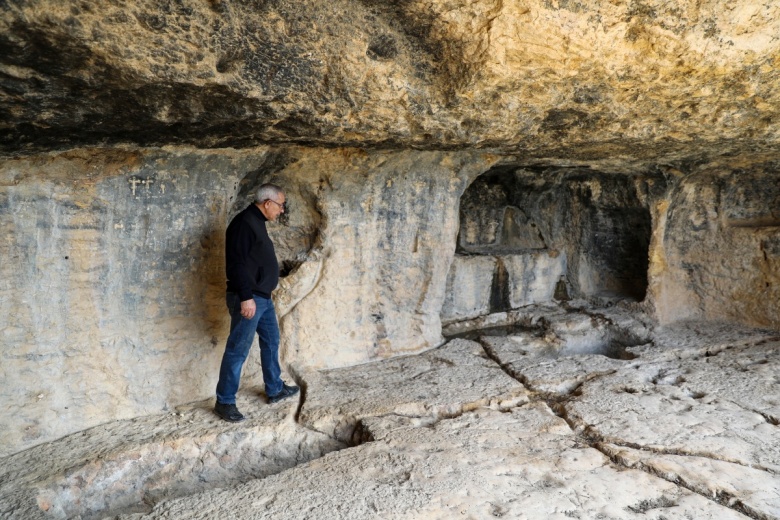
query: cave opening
[{"left": 441, "top": 166, "right": 653, "bottom": 325}]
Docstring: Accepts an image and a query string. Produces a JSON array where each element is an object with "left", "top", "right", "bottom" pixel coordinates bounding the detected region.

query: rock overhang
[{"left": 1, "top": 0, "right": 779, "bottom": 164}]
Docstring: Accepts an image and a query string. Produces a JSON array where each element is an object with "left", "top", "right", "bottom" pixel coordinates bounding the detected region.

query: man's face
[{"left": 263, "top": 193, "right": 286, "bottom": 221}]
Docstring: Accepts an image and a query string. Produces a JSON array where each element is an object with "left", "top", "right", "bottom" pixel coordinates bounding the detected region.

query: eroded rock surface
[
  {"left": 297, "top": 338, "right": 528, "bottom": 443},
  {"left": 0, "top": 389, "right": 342, "bottom": 520},
  {"left": 3, "top": 312, "right": 778, "bottom": 520},
  {"left": 2, "top": 0, "right": 780, "bottom": 163},
  {"left": 123, "top": 405, "right": 748, "bottom": 520}
]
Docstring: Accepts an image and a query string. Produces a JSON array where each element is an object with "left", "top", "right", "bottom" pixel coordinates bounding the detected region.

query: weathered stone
[
  {"left": 502, "top": 250, "right": 567, "bottom": 308},
  {"left": 564, "top": 340, "right": 780, "bottom": 473},
  {"left": 0, "top": 146, "right": 496, "bottom": 456},
  {"left": 440, "top": 302, "right": 564, "bottom": 337},
  {"left": 117, "top": 405, "right": 748, "bottom": 520},
  {"left": 2, "top": 0, "right": 780, "bottom": 165},
  {"left": 481, "top": 305, "right": 651, "bottom": 394},
  {"left": 2, "top": 1, "right": 780, "bottom": 516},
  {"left": 0, "top": 389, "right": 343, "bottom": 520},
  {"left": 0, "top": 148, "right": 247, "bottom": 458},
  {"left": 274, "top": 149, "right": 495, "bottom": 368},
  {"left": 440, "top": 250, "right": 565, "bottom": 324},
  {"left": 602, "top": 444, "right": 780, "bottom": 519},
  {"left": 649, "top": 166, "right": 780, "bottom": 328},
  {"left": 457, "top": 176, "right": 547, "bottom": 254},
  {"left": 1, "top": 320, "right": 778, "bottom": 519},
  {"left": 3, "top": 142, "right": 780, "bottom": 463},
  {"left": 298, "top": 338, "right": 528, "bottom": 442},
  {"left": 440, "top": 254, "right": 497, "bottom": 322}
]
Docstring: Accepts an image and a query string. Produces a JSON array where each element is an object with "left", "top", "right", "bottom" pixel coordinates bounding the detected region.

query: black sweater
[{"left": 225, "top": 204, "right": 279, "bottom": 300}]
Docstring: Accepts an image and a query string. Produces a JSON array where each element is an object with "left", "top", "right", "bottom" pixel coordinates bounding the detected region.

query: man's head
[{"left": 254, "top": 183, "right": 286, "bottom": 221}]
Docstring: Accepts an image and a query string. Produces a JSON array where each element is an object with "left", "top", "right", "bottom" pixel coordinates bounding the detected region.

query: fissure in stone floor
[{"left": 1, "top": 302, "right": 779, "bottom": 520}]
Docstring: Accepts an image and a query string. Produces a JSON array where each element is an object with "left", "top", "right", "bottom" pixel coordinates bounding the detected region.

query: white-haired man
[{"left": 214, "top": 183, "right": 299, "bottom": 422}]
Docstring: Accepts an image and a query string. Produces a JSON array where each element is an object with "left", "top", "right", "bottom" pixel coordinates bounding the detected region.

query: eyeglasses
[{"left": 264, "top": 199, "right": 285, "bottom": 210}]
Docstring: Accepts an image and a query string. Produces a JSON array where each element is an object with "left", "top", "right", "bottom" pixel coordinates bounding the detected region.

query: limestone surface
[
  {"left": 483, "top": 312, "right": 780, "bottom": 519},
  {"left": 440, "top": 255, "right": 497, "bottom": 322},
  {"left": 0, "top": 146, "right": 494, "bottom": 456},
  {"left": 565, "top": 340, "right": 780, "bottom": 474},
  {"left": 121, "top": 405, "right": 747, "bottom": 520},
  {"left": 2, "top": 0, "right": 780, "bottom": 164},
  {"left": 0, "top": 389, "right": 342, "bottom": 520},
  {"left": 2, "top": 314, "right": 777, "bottom": 520},
  {"left": 297, "top": 338, "right": 529, "bottom": 443}
]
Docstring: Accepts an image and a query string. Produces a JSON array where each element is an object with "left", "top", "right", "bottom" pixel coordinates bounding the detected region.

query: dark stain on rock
[
  {"left": 0, "top": 14, "right": 327, "bottom": 153},
  {"left": 553, "top": 0, "right": 588, "bottom": 13},
  {"left": 137, "top": 13, "right": 167, "bottom": 32},
  {"left": 216, "top": 49, "right": 244, "bottom": 74},
  {"left": 540, "top": 109, "right": 599, "bottom": 136},
  {"left": 242, "top": 39, "right": 320, "bottom": 93},
  {"left": 489, "top": 257, "right": 511, "bottom": 313},
  {"left": 232, "top": 150, "right": 298, "bottom": 215},
  {"left": 573, "top": 86, "right": 604, "bottom": 105},
  {"left": 367, "top": 34, "right": 398, "bottom": 60}
]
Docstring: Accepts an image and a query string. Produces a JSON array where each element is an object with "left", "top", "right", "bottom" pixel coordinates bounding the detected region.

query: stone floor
[{"left": 1, "top": 302, "right": 779, "bottom": 520}]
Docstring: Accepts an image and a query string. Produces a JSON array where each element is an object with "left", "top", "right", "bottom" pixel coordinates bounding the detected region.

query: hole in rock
[
  {"left": 451, "top": 310, "right": 641, "bottom": 360},
  {"left": 441, "top": 166, "right": 652, "bottom": 325}
]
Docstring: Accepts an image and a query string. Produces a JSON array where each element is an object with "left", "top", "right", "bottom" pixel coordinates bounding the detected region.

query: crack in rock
[
  {"left": 471, "top": 310, "right": 780, "bottom": 519},
  {"left": 597, "top": 442, "right": 772, "bottom": 520},
  {"left": 0, "top": 388, "right": 346, "bottom": 520}
]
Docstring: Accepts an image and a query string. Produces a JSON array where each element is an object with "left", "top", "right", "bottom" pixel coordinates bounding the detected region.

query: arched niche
[{"left": 442, "top": 166, "right": 653, "bottom": 324}]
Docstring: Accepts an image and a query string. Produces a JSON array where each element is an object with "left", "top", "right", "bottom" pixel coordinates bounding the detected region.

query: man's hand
[{"left": 240, "top": 298, "right": 256, "bottom": 319}]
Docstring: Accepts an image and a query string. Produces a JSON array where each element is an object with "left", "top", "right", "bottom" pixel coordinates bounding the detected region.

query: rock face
[
  {"left": 2, "top": 315, "right": 778, "bottom": 520},
  {"left": 0, "top": 392, "right": 342, "bottom": 520},
  {"left": 2, "top": 0, "right": 780, "bottom": 161},
  {"left": 0, "top": 146, "right": 495, "bottom": 457},
  {"left": 2, "top": 144, "right": 780, "bottom": 459},
  {"left": 651, "top": 163, "right": 780, "bottom": 327},
  {"left": 1, "top": 0, "right": 780, "bottom": 481}
]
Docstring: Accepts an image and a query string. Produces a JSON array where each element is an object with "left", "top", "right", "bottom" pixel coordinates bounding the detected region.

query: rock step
[
  {"left": 0, "top": 391, "right": 343, "bottom": 520},
  {"left": 0, "top": 338, "right": 528, "bottom": 520}
]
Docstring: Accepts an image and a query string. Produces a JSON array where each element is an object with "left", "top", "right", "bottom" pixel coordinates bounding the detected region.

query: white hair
[{"left": 254, "top": 183, "right": 284, "bottom": 203}]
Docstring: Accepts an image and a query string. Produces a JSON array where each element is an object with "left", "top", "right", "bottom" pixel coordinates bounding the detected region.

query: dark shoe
[
  {"left": 267, "top": 383, "right": 300, "bottom": 404},
  {"left": 214, "top": 402, "right": 246, "bottom": 422}
]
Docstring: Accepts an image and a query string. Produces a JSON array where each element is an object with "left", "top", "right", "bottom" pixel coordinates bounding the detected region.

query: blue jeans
[{"left": 216, "top": 293, "right": 283, "bottom": 404}]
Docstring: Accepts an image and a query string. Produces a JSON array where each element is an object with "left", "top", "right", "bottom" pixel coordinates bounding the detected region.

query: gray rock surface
[
  {"left": 2, "top": 312, "right": 778, "bottom": 520},
  {"left": 121, "top": 405, "right": 748, "bottom": 520},
  {"left": 0, "top": 146, "right": 495, "bottom": 456},
  {"left": 441, "top": 255, "right": 497, "bottom": 322},
  {"left": 651, "top": 168, "right": 780, "bottom": 328},
  {"left": 565, "top": 340, "right": 780, "bottom": 474},
  {"left": 0, "top": 389, "right": 342, "bottom": 520},
  {"left": 298, "top": 338, "right": 528, "bottom": 443}
]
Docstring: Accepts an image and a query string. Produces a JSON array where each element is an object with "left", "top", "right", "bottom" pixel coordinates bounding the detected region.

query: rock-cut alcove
[
  {"left": 2, "top": 0, "right": 780, "bottom": 518},
  {"left": 442, "top": 166, "right": 654, "bottom": 324}
]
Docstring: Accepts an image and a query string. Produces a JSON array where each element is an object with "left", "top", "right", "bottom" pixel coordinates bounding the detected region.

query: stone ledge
[
  {"left": 298, "top": 338, "right": 529, "bottom": 443},
  {"left": 0, "top": 390, "right": 343, "bottom": 520}
]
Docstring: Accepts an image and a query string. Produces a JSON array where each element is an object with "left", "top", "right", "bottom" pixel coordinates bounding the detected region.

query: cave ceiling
[{"left": 1, "top": 0, "right": 779, "bottom": 168}]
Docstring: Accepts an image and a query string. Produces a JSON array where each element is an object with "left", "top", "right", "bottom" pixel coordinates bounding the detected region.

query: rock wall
[
  {"left": 2, "top": 145, "right": 779, "bottom": 458},
  {"left": 649, "top": 158, "right": 780, "bottom": 328},
  {"left": 444, "top": 167, "right": 657, "bottom": 315},
  {"left": 2, "top": 0, "right": 780, "bottom": 463},
  {"left": 0, "top": 146, "right": 494, "bottom": 457},
  {"left": 1, "top": 148, "right": 246, "bottom": 457},
  {"left": 275, "top": 150, "right": 493, "bottom": 367}
]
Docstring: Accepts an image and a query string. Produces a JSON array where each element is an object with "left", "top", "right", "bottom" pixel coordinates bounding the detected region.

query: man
[{"left": 214, "top": 183, "right": 299, "bottom": 422}]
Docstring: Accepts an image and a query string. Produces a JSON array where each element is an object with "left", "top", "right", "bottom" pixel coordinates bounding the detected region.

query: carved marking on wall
[
  {"left": 129, "top": 177, "right": 142, "bottom": 196},
  {"left": 128, "top": 176, "right": 157, "bottom": 197}
]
